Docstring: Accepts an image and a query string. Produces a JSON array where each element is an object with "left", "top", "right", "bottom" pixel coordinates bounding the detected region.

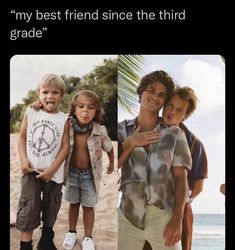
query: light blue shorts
[{"left": 63, "top": 163, "right": 97, "bottom": 207}]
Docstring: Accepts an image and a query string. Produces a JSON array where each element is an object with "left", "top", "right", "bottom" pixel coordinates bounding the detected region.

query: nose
[
  {"left": 83, "top": 106, "right": 88, "bottom": 112},
  {"left": 47, "top": 92, "right": 53, "bottom": 98},
  {"left": 169, "top": 108, "right": 176, "bottom": 116}
]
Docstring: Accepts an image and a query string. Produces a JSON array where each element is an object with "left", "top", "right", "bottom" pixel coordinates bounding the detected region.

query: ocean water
[{"left": 192, "top": 214, "right": 225, "bottom": 250}]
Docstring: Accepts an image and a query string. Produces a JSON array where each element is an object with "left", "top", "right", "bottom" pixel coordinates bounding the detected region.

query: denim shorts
[{"left": 63, "top": 163, "right": 97, "bottom": 207}]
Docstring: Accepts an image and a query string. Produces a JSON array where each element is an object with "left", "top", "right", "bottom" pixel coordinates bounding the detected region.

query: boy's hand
[
  {"left": 36, "top": 167, "right": 55, "bottom": 182},
  {"left": 20, "top": 158, "right": 35, "bottom": 174},
  {"left": 123, "top": 126, "right": 162, "bottom": 150},
  {"left": 106, "top": 163, "right": 114, "bottom": 174},
  {"left": 163, "top": 216, "right": 182, "bottom": 246},
  {"left": 30, "top": 100, "right": 42, "bottom": 111}
]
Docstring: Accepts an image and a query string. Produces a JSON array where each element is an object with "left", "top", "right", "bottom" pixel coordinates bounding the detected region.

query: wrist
[
  {"left": 186, "top": 196, "right": 193, "bottom": 204},
  {"left": 20, "top": 157, "right": 28, "bottom": 162}
]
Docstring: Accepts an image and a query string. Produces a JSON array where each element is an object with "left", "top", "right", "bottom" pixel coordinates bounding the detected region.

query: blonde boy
[{"left": 16, "top": 73, "right": 70, "bottom": 250}]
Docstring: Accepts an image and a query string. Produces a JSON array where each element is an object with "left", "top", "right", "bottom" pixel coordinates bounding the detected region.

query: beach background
[
  {"left": 10, "top": 133, "right": 118, "bottom": 250},
  {"left": 192, "top": 213, "right": 225, "bottom": 250}
]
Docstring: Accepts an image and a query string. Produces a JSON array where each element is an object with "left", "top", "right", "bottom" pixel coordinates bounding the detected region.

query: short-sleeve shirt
[
  {"left": 179, "top": 123, "right": 208, "bottom": 188},
  {"left": 67, "top": 121, "right": 113, "bottom": 198},
  {"left": 118, "top": 117, "right": 192, "bottom": 229}
]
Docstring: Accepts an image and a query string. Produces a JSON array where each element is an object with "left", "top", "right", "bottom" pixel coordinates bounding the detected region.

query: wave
[{"left": 193, "top": 231, "right": 225, "bottom": 239}]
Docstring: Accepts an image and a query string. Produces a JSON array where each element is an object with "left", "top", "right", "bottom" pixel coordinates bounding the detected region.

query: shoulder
[
  {"left": 92, "top": 122, "right": 107, "bottom": 134},
  {"left": 167, "top": 125, "right": 183, "bottom": 135},
  {"left": 179, "top": 122, "right": 204, "bottom": 145},
  {"left": 118, "top": 119, "right": 127, "bottom": 128},
  {"left": 99, "top": 124, "right": 108, "bottom": 135},
  {"left": 58, "top": 111, "right": 68, "bottom": 118},
  {"left": 25, "top": 107, "right": 34, "bottom": 115},
  {"left": 118, "top": 118, "right": 136, "bottom": 129}
]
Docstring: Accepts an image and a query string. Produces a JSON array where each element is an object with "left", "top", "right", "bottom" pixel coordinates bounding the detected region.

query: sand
[{"left": 10, "top": 133, "right": 118, "bottom": 250}]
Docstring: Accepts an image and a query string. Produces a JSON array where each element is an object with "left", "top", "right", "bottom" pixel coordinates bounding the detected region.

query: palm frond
[{"left": 118, "top": 55, "right": 145, "bottom": 114}]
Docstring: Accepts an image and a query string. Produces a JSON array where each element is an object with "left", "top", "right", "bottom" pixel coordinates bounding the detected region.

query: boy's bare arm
[
  {"left": 17, "top": 113, "right": 34, "bottom": 174},
  {"left": 106, "top": 148, "right": 114, "bottom": 174},
  {"left": 191, "top": 179, "right": 204, "bottom": 199},
  {"left": 118, "top": 145, "right": 133, "bottom": 169},
  {"left": 36, "top": 119, "right": 70, "bottom": 181}
]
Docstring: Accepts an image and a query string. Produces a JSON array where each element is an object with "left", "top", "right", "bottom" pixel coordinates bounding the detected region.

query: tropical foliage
[{"left": 118, "top": 55, "right": 145, "bottom": 114}]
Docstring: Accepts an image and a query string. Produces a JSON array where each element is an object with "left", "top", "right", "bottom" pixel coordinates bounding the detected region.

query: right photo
[{"left": 117, "top": 55, "right": 225, "bottom": 250}]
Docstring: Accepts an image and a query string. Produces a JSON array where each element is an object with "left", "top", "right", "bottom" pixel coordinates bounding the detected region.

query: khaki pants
[{"left": 118, "top": 205, "right": 181, "bottom": 250}]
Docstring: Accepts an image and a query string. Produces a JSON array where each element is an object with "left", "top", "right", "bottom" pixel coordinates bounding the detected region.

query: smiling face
[
  {"left": 38, "top": 86, "right": 63, "bottom": 113},
  {"left": 162, "top": 94, "right": 189, "bottom": 126},
  {"left": 73, "top": 94, "right": 97, "bottom": 126},
  {"left": 140, "top": 82, "right": 167, "bottom": 113}
]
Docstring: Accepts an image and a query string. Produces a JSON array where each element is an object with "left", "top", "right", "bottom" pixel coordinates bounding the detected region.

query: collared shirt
[
  {"left": 65, "top": 120, "right": 113, "bottom": 198},
  {"left": 118, "top": 117, "right": 192, "bottom": 229},
  {"left": 179, "top": 123, "right": 208, "bottom": 188}
]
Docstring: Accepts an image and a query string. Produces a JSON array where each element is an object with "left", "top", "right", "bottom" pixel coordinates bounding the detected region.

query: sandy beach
[{"left": 10, "top": 133, "right": 118, "bottom": 250}]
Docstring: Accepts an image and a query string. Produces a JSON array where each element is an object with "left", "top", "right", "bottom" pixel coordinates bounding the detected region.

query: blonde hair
[
  {"left": 36, "top": 73, "right": 66, "bottom": 96},
  {"left": 174, "top": 86, "right": 198, "bottom": 119},
  {"left": 70, "top": 90, "right": 105, "bottom": 122}
]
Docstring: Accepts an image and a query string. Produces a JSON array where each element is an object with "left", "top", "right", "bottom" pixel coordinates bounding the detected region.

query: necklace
[{"left": 71, "top": 116, "right": 93, "bottom": 134}]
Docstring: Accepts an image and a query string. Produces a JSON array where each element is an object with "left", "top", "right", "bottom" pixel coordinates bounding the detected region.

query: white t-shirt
[{"left": 26, "top": 108, "right": 68, "bottom": 183}]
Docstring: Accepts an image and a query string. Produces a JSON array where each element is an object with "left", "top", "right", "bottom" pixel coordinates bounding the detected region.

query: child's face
[
  {"left": 162, "top": 94, "right": 189, "bottom": 126},
  {"left": 38, "top": 86, "right": 63, "bottom": 113},
  {"left": 74, "top": 95, "right": 96, "bottom": 125}
]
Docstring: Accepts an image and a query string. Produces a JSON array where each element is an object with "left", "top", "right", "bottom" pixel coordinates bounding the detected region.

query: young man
[
  {"left": 118, "top": 71, "right": 193, "bottom": 250},
  {"left": 143, "top": 87, "right": 208, "bottom": 250}
]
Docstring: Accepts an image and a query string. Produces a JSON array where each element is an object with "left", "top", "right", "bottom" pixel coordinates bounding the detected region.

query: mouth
[
  {"left": 148, "top": 97, "right": 159, "bottom": 106},
  {"left": 46, "top": 101, "right": 55, "bottom": 105}
]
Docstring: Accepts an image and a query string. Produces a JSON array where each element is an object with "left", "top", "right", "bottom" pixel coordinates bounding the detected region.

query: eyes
[
  {"left": 77, "top": 104, "right": 96, "bottom": 110},
  {"left": 40, "top": 90, "right": 61, "bottom": 95},
  {"left": 145, "top": 88, "right": 167, "bottom": 99},
  {"left": 165, "top": 103, "right": 184, "bottom": 113}
]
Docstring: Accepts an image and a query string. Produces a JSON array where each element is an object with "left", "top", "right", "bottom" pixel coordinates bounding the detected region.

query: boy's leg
[
  {"left": 118, "top": 208, "right": 146, "bottom": 250},
  {"left": 41, "top": 181, "right": 63, "bottom": 227},
  {"left": 145, "top": 205, "right": 181, "bottom": 250},
  {"left": 21, "top": 231, "right": 33, "bottom": 242},
  {"left": 181, "top": 203, "right": 193, "bottom": 250},
  {"left": 82, "top": 206, "right": 95, "bottom": 237},
  {"left": 79, "top": 169, "right": 97, "bottom": 249},
  {"left": 68, "top": 203, "right": 80, "bottom": 231},
  {"left": 62, "top": 165, "right": 83, "bottom": 249},
  {"left": 16, "top": 173, "right": 42, "bottom": 250},
  {"left": 61, "top": 203, "right": 79, "bottom": 250},
  {"left": 20, "top": 231, "right": 33, "bottom": 250},
  {"left": 38, "top": 181, "right": 63, "bottom": 250}
]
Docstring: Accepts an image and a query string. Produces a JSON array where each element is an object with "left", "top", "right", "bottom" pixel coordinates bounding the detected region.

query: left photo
[{"left": 10, "top": 55, "right": 118, "bottom": 250}]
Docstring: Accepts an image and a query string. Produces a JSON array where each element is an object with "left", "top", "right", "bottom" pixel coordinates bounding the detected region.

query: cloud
[
  {"left": 214, "top": 131, "right": 225, "bottom": 146},
  {"left": 180, "top": 59, "right": 225, "bottom": 115}
]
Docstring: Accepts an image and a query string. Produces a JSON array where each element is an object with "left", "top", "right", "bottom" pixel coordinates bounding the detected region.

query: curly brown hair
[
  {"left": 137, "top": 70, "right": 175, "bottom": 103},
  {"left": 69, "top": 90, "right": 105, "bottom": 123}
]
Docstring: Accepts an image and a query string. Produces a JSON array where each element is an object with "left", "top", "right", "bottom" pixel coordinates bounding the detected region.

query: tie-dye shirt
[{"left": 118, "top": 117, "right": 192, "bottom": 229}]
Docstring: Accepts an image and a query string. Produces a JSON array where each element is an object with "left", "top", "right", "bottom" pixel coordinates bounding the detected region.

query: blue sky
[
  {"left": 10, "top": 54, "right": 225, "bottom": 214},
  {"left": 118, "top": 55, "right": 225, "bottom": 214}
]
